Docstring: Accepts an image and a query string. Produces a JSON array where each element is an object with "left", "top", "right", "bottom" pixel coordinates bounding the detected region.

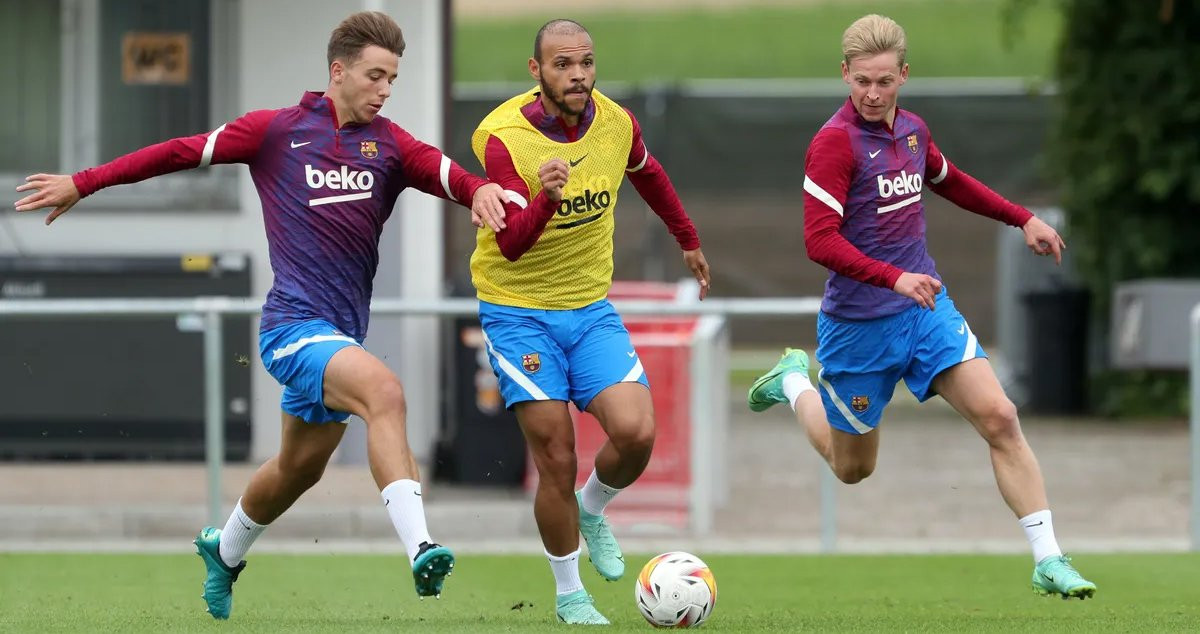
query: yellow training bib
[{"left": 469, "top": 87, "right": 634, "bottom": 309}]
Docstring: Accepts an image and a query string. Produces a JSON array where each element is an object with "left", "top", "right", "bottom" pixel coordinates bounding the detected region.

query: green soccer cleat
[
  {"left": 1032, "top": 555, "right": 1097, "bottom": 599},
  {"left": 556, "top": 589, "right": 610, "bottom": 625},
  {"left": 577, "top": 492, "right": 624, "bottom": 581},
  {"left": 412, "top": 541, "right": 455, "bottom": 598},
  {"left": 747, "top": 348, "right": 810, "bottom": 412},
  {"left": 193, "top": 526, "right": 246, "bottom": 620}
]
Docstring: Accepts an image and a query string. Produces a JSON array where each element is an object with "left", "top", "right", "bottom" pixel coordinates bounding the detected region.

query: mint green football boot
[
  {"left": 194, "top": 526, "right": 246, "bottom": 620},
  {"left": 556, "top": 589, "right": 610, "bottom": 625},
  {"left": 747, "top": 348, "right": 810, "bottom": 412},
  {"left": 1032, "top": 555, "right": 1097, "bottom": 599},
  {"left": 412, "top": 541, "right": 455, "bottom": 598},
  {"left": 577, "top": 492, "right": 624, "bottom": 581}
]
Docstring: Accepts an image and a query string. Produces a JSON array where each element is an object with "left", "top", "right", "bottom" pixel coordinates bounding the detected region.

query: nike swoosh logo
[
  {"left": 290, "top": 140, "right": 311, "bottom": 148},
  {"left": 627, "top": 351, "right": 636, "bottom": 357},
  {"left": 238, "top": 519, "right": 252, "bottom": 530},
  {"left": 414, "top": 491, "right": 422, "bottom": 496},
  {"left": 569, "top": 154, "right": 588, "bottom": 167},
  {"left": 1025, "top": 520, "right": 1044, "bottom": 527},
  {"left": 868, "top": 149, "right": 882, "bottom": 158},
  {"left": 957, "top": 323, "right": 966, "bottom": 335},
  {"left": 1043, "top": 574, "right": 1055, "bottom": 582}
]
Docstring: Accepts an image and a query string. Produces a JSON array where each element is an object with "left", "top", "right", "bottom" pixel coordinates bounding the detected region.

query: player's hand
[
  {"left": 683, "top": 248, "right": 711, "bottom": 300},
  {"left": 14, "top": 173, "right": 81, "bottom": 225},
  {"left": 470, "top": 183, "right": 507, "bottom": 232},
  {"left": 893, "top": 272, "right": 942, "bottom": 310},
  {"left": 1022, "top": 216, "right": 1065, "bottom": 265},
  {"left": 538, "top": 159, "right": 569, "bottom": 202}
]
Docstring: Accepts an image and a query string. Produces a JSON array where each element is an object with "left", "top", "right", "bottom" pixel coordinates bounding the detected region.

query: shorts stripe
[
  {"left": 818, "top": 368, "right": 873, "bottom": 434},
  {"left": 961, "top": 322, "right": 979, "bottom": 363},
  {"left": 271, "top": 334, "right": 358, "bottom": 360},
  {"left": 622, "top": 358, "right": 645, "bottom": 383},
  {"left": 481, "top": 329, "right": 550, "bottom": 401}
]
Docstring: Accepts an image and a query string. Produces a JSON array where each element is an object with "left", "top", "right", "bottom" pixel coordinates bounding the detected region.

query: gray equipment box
[{"left": 1110, "top": 279, "right": 1200, "bottom": 370}]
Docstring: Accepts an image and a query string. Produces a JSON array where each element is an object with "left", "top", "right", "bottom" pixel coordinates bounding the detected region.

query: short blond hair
[{"left": 842, "top": 14, "right": 907, "bottom": 67}]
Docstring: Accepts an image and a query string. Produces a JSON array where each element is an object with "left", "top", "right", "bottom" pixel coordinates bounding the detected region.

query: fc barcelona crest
[
  {"left": 906, "top": 134, "right": 919, "bottom": 155},
  {"left": 360, "top": 140, "right": 379, "bottom": 159},
  {"left": 521, "top": 352, "right": 541, "bottom": 373},
  {"left": 850, "top": 395, "right": 870, "bottom": 412}
]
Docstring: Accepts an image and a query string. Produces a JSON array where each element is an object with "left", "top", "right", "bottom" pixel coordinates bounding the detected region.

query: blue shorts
[
  {"left": 815, "top": 289, "right": 986, "bottom": 435},
  {"left": 258, "top": 319, "right": 361, "bottom": 424},
  {"left": 478, "top": 299, "right": 649, "bottom": 411}
]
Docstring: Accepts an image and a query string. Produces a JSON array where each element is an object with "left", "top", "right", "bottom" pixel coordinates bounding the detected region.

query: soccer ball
[{"left": 634, "top": 551, "right": 717, "bottom": 628}]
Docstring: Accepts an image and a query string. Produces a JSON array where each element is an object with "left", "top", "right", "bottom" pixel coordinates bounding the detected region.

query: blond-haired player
[{"left": 748, "top": 14, "right": 1095, "bottom": 599}]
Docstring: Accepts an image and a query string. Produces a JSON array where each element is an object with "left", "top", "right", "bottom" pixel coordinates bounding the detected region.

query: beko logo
[{"left": 304, "top": 164, "right": 375, "bottom": 207}]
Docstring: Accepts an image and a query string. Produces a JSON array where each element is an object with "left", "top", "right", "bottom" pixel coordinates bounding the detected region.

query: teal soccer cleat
[
  {"left": 194, "top": 526, "right": 246, "bottom": 620},
  {"left": 747, "top": 348, "right": 810, "bottom": 412},
  {"left": 556, "top": 589, "right": 610, "bottom": 625},
  {"left": 412, "top": 541, "right": 455, "bottom": 598},
  {"left": 577, "top": 492, "right": 624, "bottom": 581},
  {"left": 1032, "top": 555, "right": 1097, "bottom": 599}
]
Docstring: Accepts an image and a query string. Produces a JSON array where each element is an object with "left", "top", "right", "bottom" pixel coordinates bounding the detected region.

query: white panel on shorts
[
  {"left": 817, "top": 368, "right": 873, "bottom": 434},
  {"left": 481, "top": 329, "right": 549, "bottom": 400},
  {"left": 271, "top": 334, "right": 359, "bottom": 360}
]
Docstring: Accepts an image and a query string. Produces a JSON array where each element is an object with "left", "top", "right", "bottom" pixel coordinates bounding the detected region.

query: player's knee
[
  {"left": 977, "top": 399, "right": 1020, "bottom": 446},
  {"left": 533, "top": 441, "right": 577, "bottom": 489},
  {"left": 610, "top": 414, "right": 655, "bottom": 457},
  {"left": 831, "top": 460, "right": 874, "bottom": 484},
  {"left": 364, "top": 378, "right": 407, "bottom": 421}
]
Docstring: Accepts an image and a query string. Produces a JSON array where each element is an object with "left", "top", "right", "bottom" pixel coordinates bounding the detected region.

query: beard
[{"left": 539, "top": 77, "right": 593, "bottom": 117}]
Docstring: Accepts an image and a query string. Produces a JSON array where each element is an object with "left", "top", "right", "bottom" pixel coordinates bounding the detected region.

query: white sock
[
  {"left": 1019, "top": 509, "right": 1062, "bottom": 563},
  {"left": 578, "top": 469, "right": 622, "bottom": 516},
  {"left": 381, "top": 479, "right": 434, "bottom": 564},
  {"left": 782, "top": 372, "right": 816, "bottom": 411},
  {"left": 218, "top": 498, "right": 267, "bottom": 568},
  {"left": 547, "top": 548, "right": 585, "bottom": 595}
]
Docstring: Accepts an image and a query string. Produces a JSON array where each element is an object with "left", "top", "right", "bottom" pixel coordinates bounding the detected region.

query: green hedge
[{"left": 1032, "top": 0, "right": 1200, "bottom": 416}]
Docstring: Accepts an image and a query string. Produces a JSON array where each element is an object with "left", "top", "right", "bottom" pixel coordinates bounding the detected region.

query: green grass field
[
  {"left": 455, "top": 0, "right": 1061, "bottom": 82},
  {"left": 2, "top": 552, "right": 1197, "bottom": 632}
]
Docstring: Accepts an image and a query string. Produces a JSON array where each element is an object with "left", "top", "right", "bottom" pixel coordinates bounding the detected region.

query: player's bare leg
[
  {"left": 195, "top": 413, "right": 345, "bottom": 619},
  {"left": 517, "top": 400, "right": 610, "bottom": 625},
  {"left": 933, "top": 358, "right": 1096, "bottom": 599},
  {"left": 323, "top": 346, "right": 453, "bottom": 598},
  {"left": 578, "top": 383, "right": 655, "bottom": 581},
  {"left": 748, "top": 348, "right": 880, "bottom": 483}
]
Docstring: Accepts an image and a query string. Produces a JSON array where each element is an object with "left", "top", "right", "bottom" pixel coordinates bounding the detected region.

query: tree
[{"left": 1013, "top": 0, "right": 1200, "bottom": 415}]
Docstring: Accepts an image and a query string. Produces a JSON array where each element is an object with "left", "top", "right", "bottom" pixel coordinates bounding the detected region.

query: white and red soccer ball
[{"left": 634, "top": 551, "right": 717, "bottom": 628}]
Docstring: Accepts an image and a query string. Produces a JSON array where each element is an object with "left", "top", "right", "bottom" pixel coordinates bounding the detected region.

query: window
[{"left": 0, "top": 0, "right": 239, "bottom": 210}]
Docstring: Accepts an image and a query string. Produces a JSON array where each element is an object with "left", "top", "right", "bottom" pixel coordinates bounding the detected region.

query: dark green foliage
[{"left": 1015, "top": 0, "right": 1200, "bottom": 415}]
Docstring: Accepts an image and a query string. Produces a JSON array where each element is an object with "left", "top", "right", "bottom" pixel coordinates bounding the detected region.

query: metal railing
[{"left": 0, "top": 296, "right": 832, "bottom": 544}]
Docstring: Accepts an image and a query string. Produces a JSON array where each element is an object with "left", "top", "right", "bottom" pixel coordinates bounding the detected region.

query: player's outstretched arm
[
  {"left": 1020, "top": 215, "right": 1066, "bottom": 265},
  {"left": 389, "top": 123, "right": 506, "bottom": 232},
  {"left": 14, "top": 174, "right": 80, "bottom": 225},
  {"left": 13, "top": 110, "right": 275, "bottom": 225}
]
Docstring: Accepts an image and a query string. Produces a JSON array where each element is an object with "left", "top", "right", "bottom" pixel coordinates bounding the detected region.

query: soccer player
[
  {"left": 13, "top": 11, "right": 508, "bottom": 619},
  {"left": 468, "top": 19, "right": 710, "bottom": 624},
  {"left": 746, "top": 14, "right": 1096, "bottom": 599}
]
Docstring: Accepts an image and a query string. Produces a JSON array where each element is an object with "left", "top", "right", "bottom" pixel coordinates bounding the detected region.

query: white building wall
[{"left": 7, "top": 0, "right": 445, "bottom": 465}]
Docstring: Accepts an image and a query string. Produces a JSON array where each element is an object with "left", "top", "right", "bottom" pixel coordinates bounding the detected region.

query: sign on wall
[{"left": 122, "top": 32, "right": 191, "bottom": 85}]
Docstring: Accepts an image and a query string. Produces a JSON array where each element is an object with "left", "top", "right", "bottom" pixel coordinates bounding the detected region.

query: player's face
[
  {"left": 842, "top": 52, "right": 908, "bottom": 125},
  {"left": 529, "top": 33, "right": 596, "bottom": 121},
  {"left": 330, "top": 44, "right": 399, "bottom": 124}
]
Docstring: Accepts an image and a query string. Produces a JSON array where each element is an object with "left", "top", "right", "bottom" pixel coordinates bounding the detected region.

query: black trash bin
[
  {"left": 1021, "top": 287, "right": 1090, "bottom": 415},
  {"left": 435, "top": 315, "right": 527, "bottom": 486}
]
